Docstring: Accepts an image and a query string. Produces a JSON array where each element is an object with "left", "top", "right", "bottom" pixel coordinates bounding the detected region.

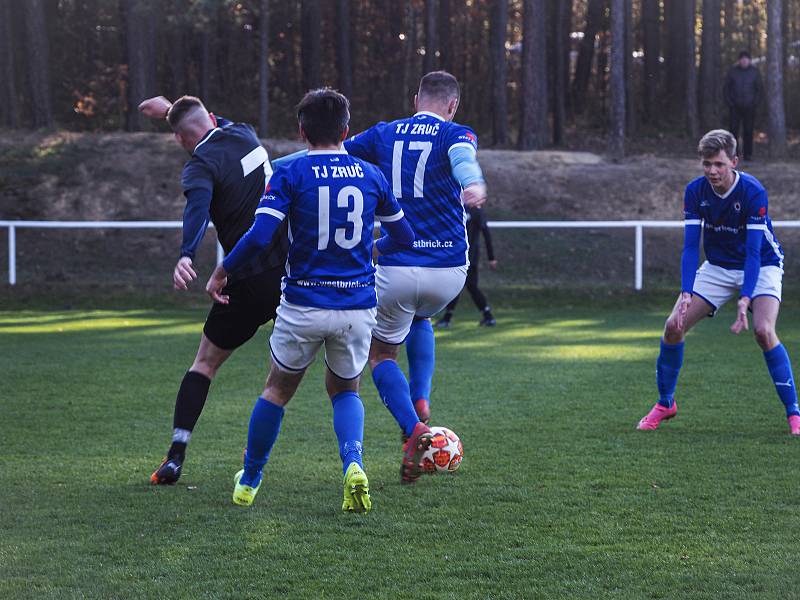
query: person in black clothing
[
  {"left": 436, "top": 206, "right": 497, "bottom": 328},
  {"left": 138, "top": 95, "right": 289, "bottom": 485},
  {"left": 723, "top": 51, "right": 762, "bottom": 161}
]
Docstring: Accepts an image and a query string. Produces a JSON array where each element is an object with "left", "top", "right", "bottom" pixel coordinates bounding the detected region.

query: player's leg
[
  {"left": 234, "top": 299, "right": 321, "bottom": 505},
  {"left": 465, "top": 264, "right": 495, "bottom": 326},
  {"left": 233, "top": 362, "right": 304, "bottom": 506},
  {"left": 324, "top": 308, "right": 375, "bottom": 511},
  {"left": 435, "top": 294, "right": 460, "bottom": 328},
  {"left": 152, "top": 269, "right": 283, "bottom": 484},
  {"left": 752, "top": 293, "right": 800, "bottom": 434},
  {"left": 406, "top": 317, "right": 434, "bottom": 424},
  {"left": 637, "top": 293, "right": 714, "bottom": 430}
]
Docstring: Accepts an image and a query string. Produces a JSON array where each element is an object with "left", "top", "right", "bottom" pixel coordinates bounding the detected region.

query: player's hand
[
  {"left": 462, "top": 183, "right": 487, "bottom": 208},
  {"left": 488, "top": 260, "right": 498, "bottom": 270},
  {"left": 138, "top": 96, "right": 172, "bottom": 119},
  {"left": 731, "top": 296, "right": 750, "bottom": 334},
  {"left": 205, "top": 265, "right": 230, "bottom": 304},
  {"left": 675, "top": 292, "right": 692, "bottom": 331},
  {"left": 173, "top": 257, "right": 197, "bottom": 291}
]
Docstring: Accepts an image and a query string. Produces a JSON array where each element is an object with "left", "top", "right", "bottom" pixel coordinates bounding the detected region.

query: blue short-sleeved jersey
[
  {"left": 345, "top": 111, "right": 477, "bottom": 268},
  {"left": 684, "top": 171, "right": 784, "bottom": 270},
  {"left": 255, "top": 150, "right": 404, "bottom": 309}
]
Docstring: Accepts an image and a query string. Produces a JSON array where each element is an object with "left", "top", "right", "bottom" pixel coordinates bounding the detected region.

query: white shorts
[
  {"left": 372, "top": 265, "right": 468, "bottom": 344},
  {"left": 693, "top": 260, "right": 783, "bottom": 313},
  {"left": 269, "top": 299, "right": 377, "bottom": 380}
]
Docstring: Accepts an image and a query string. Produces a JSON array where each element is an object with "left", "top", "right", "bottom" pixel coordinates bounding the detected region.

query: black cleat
[
  {"left": 479, "top": 315, "right": 496, "bottom": 327},
  {"left": 150, "top": 456, "right": 183, "bottom": 485}
]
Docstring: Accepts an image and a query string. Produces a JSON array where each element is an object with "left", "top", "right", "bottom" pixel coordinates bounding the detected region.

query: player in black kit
[
  {"left": 139, "top": 95, "right": 288, "bottom": 484},
  {"left": 436, "top": 206, "right": 497, "bottom": 328}
]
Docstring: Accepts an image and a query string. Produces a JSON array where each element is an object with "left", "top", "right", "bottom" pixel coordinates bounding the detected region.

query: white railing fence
[{"left": 3, "top": 220, "right": 800, "bottom": 290}]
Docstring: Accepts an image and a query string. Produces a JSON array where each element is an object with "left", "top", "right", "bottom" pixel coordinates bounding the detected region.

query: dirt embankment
[{"left": 3, "top": 130, "right": 799, "bottom": 223}]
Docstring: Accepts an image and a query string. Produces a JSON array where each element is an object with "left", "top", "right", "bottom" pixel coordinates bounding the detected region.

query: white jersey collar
[
  {"left": 193, "top": 127, "right": 220, "bottom": 153},
  {"left": 712, "top": 170, "right": 740, "bottom": 200},
  {"left": 307, "top": 148, "right": 349, "bottom": 155},
  {"left": 414, "top": 110, "right": 446, "bottom": 121}
]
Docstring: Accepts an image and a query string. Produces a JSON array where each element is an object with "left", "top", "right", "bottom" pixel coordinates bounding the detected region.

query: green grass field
[{"left": 3, "top": 295, "right": 800, "bottom": 599}]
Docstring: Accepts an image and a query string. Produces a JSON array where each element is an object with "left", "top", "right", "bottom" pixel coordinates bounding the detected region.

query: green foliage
[{"left": 3, "top": 297, "right": 800, "bottom": 597}]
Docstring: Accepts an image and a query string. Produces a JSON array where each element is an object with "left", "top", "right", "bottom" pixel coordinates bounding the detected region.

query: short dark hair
[
  {"left": 739, "top": 50, "right": 751, "bottom": 60},
  {"left": 297, "top": 88, "right": 350, "bottom": 146},
  {"left": 418, "top": 71, "right": 460, "bottom": 103},
  {"left": 166, "top": 95, "right": 206, "bottom": 129}
]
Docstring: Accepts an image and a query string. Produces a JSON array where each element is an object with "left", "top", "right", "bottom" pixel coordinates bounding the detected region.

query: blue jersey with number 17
[
  {"left": 256, "top": 149, "right": 403, "bottom": 310},
  {"left": 345, "top": 111, "right": 478, "bottom": 268}
]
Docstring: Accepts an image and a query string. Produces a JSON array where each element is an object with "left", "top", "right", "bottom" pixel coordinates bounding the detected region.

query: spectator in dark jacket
[{"left": 723, "top": 51, "right": 762, "bottom": 161}]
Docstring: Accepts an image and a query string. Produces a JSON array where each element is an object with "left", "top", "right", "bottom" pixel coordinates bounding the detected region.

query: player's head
[
  {"left": 415, "top": 71, "right": 460, "bottom": 121},
  {"left": 738, "top": 50, "right": 751, "bottom": 68},
  {"left": 296, "top": 88, "right": 350, "bottom": 148},
  {"left": 166, "top": 96, "right": 217, "bottom": 154},
  {"left": 698, "top": 129, "right": 738, "bottom": 189}
]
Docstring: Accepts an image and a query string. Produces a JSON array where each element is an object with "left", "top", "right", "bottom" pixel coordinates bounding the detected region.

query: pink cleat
[
  {"left": 636, "top": 402, "right": 677, "bottom": 430},
  {"left": 788, "top": 415, "right": 800, "bottom": 436}
]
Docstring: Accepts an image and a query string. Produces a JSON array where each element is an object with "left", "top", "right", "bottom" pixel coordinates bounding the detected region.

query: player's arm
[
  {"left": 478, "top": 210, "right": 497, "bottom": 267},
  {"left": 732, "top": 192, "right": 768, "bottom": 334},
  {"left": 677, "top": 188, "right": 702, "bottom": 328},
  {"left": 138, "top": 96, "right": 172, "bottom": 119},
  {"left": 205, "top": 177, "right": 290, "bottom": 303},
  {"left": 174, "top": 158, "right": 216, "bottom": 290},
  {"left": 374, "top": 175, "right": 415, "bottom": 255},
  {"left": 343, "top": 126, "right": 378, "bottom": 163},
  {"left": 447, "top": 130, "right": 486, "bottom": 208},
  {"left": 271, "top": 149, "right": 307, "bottom": 170}
]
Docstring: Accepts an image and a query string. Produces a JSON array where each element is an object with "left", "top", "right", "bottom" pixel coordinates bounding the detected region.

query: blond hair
[{"left": 698, "top": 129, "right": 737, "bottom": 160}]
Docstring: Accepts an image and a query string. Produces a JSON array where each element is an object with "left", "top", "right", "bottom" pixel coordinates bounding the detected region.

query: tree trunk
[
  {"left": 684, "top": 0, "right": 699, "bottom": 138},
  {"left": 0, "top": 0, "right": 19, "bottom": 127},
  {"left": 641, "top": 0, "right": 660, "bottom": 124},
  {"left": 767, "top": 0, "right": 787, "bottom": 157},
  {"left": 723, "top": 0, "right": 737, "bottom": 65},
  {"left": 552, "top": 0, "right": 571, "bottom": 144},
  {"left": 624, "top": 0, "right": 636, "bottom": 135},
  {"left": 123, "top": 0, "right": 157, "bottom": 131},
  {"left": 571, "top": 0, "right": 604, "bottom": 114},
  {"left": 258, "top": 0, "right": 269, "bottom": 137},
  {"left": 167, "top": 23, "right": 187, "bottom": 100},
  {"left": 519, "top": 0, "right": 547, "bottom": 150},
  {"left": 335, "top": 0, "right": 353, "bottom": 98},
  {"left": 301, "top": 0, "right": 321, "bottom": 90},
  {"left": 22, "top": 0, "right": 52, "bottom": 128},
  {"left": 402, "top": 0, "right": 416, "bottom": 114},
  {"left": 699, "top": 0, "right": 721, "bottom": 129},
  {"left": 424, "top": 0, "right": 438, "bottom": 74},
  {"left": 607, "top": 0, "right": 625, "bottom": 159},
  {"left": 489, "top": 0, "right": 508, "bottom": 146},
  {"left": 664, "top": 0, "right": 687, "bottom": 116},
  {"left": 439, "top": 0, "right": 451, "bottom": 72}
]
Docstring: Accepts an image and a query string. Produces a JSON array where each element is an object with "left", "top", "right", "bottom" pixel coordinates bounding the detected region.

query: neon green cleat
[
  {"left": 232, "top": 469, "right": 263, "bottom": 507},
  {"left": 342, "top": 463, "right": 371, "bottom": 513}
]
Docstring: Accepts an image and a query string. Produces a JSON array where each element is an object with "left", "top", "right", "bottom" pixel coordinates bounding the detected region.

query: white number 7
[{"left": 392, "top": 141, "right": 432, "bottom": 199}]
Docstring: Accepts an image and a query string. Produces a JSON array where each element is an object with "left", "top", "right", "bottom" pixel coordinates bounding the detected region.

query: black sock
[
  {"left": 482, "top": 306, "right": 494, "bottom": 319},
  {"left": 442, "top": 311, "right": 453, "bottom": 321},
  {"left": 168, "top": 371, "right": 211, "bottom": 459}
]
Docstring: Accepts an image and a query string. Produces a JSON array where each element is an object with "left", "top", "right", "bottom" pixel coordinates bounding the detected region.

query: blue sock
[
  {"left": 331, "top": 391, "right": 364, "bottom": 475},
  {"left": 407, "top": 318, "right": 435, "bottom": 404},
  {"left": 372, "top": 359, "right": 419, "bottom": 437},
  {"left": 764, "top": 344, "right": 800, "bottom": 417},
  {"left": 656, "top": 340, "right": 684, "bottom": 408},
  {"left": 241, "top": 397, "right": 284, "bottom": 487}
]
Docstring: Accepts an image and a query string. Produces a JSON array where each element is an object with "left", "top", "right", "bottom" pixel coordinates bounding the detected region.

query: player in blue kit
[
  {"left": 344, "top": 71, "right": 487, "bottom": 478},
  {"left": 205, "top": 89, "right": 414, "bottom": 511},
  {"left": 637, "top": 130, "right": 799, "bottom": 435},
  {"left": 138, "top": 95, "right": 288, "bottom": 485},
  {"left": 270, "top": 72, "right": 487, "bottom": 481}
]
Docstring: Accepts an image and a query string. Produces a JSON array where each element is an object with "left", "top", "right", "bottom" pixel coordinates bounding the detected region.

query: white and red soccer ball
[{"left": 421, "top": 426, "right": 463, "bottom": 473}]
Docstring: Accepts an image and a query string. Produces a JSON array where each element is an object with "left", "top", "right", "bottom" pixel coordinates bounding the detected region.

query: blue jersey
[
  {"left": 256, "top": 150, "right": 403, "bottom": 309},
  {"left": 345, "top": 112, "right": 478, "bottom": 268},
  {"left": 181, "top": 116, "right": 287, "bottom": 279},
  {"left": 684, "top": 171, "right": 783, "bottom": 270}
]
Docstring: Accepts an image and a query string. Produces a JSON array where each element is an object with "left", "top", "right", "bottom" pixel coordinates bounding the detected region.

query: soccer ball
[{"left": 421, "top": 426, "right": 463, "bottom": 473}]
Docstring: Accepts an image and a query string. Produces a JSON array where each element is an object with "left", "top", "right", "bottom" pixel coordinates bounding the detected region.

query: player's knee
[
  {"left": 753, "top": 323, "right": 776, "bottom": 349},
  {"left": 663, "top": 319, "right": 683, "bottom": 343},
  {"left": 190, "top": 358, "right": 219, "bottom": 380}
]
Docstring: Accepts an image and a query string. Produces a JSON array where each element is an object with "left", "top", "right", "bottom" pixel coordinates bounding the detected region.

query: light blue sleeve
[
  {"left": 448, "top": 145, "right": 484, "bottom": 188},
  {"left": 270, "top": 149, "right": 307, "bottom": 170}
]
